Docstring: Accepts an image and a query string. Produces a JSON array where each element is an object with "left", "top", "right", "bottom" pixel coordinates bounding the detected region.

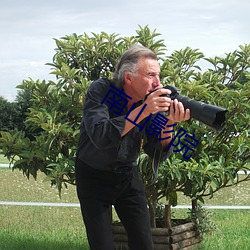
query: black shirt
[{"left": 76, "top": 78, "right": 173, "bottom": 172}]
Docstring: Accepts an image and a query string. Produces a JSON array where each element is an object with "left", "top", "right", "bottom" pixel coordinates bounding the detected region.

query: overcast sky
[{"left": 0, "top": 0, "right": 249, "bottom": 101}]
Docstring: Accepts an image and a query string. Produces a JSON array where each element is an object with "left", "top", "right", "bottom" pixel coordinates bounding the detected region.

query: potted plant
[
  {"left": 0, "top": 27, "right": 249, "bottom": 250},
  {"left": 112, "top": 44, "right": 250, "bottom": 249}
]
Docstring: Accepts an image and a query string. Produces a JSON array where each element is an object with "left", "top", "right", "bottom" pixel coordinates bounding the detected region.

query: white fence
[
  {"left": 0, "top": 164, "right": 12, "bottom": 168},
  {"left": 0, "top": 201, "right": 250, "bottom": 210}
]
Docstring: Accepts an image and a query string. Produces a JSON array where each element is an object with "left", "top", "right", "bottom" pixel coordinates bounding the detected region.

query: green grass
[
  {"left": 0, "top": 151, "right": 10, "bottom": 164},
  {"left": 0, "top": 206, "right": 88, "bottom": 250},
  {"left": 0, "top": 164, "right": 250, "bottom": 249},
  {"left": 0, "top": 167, "right": 78, "bottom": 203},
  {"left": 200, "top": 210, "right": 250, "bottom": 250},
  {"left": 0, "top": 167, "right": 89, "bottom": 250},
  {"left": 170, "top": 209, "right": 250, "bottom": 250}
]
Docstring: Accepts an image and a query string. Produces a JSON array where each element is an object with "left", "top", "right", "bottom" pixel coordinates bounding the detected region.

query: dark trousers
[{"left": 75, "top": 158, "right": 153, "bottom": 250}]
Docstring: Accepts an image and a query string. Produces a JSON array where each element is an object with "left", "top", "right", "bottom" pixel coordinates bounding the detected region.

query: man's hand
[
  {"left": 160, "top": 99, "right": 190, "bottom": 148},
  {"left": 142, "top": 88, "right": 190, "bottom": 123},
  {"left": 122, "top": 89, "right": 190, "bottom": 139},
  {"left": 142, "top": 88, "right": 172, "bottom": 116},
  {"left": 167, "top": 99, "right": 190, "bottom": 123}
]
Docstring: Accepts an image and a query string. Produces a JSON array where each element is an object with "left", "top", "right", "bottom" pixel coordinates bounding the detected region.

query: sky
[{"left": 0, "top": 0, "right": 249, "bottom": 102}]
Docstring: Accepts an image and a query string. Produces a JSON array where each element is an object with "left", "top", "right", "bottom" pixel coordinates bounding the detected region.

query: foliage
[
  {"left": 0, "top": 26, "right": 249, "bottom": 225},
  {"left": 187, "top": 204, "right": 217, "bottom": 235},
  {"left": 15, "top": 86, "right": 34, "bottom": 131},
  {"left": 0, "top": 25, "right": 162, "bottom": 192},
  {"left": 140, "top": 43, "right": 250, "bottom": 226},
  {"left": 0, "top": 85, "right": 33, "bottom": 132},
  {"left": 0, "top": 97, "right": 21, "bottom": 131}
]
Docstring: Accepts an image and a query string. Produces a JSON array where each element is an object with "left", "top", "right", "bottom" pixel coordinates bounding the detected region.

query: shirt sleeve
[{"left": 82, "top": 79, "right": 126, "bottom": 149}]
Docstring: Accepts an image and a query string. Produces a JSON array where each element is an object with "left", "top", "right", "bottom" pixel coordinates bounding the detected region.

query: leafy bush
[{"left": 0, "top": 26, "right": 249, "bottom": 225}]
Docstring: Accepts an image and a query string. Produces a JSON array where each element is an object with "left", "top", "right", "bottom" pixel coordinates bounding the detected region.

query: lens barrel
[{"left": 176, "top": 95, "right": 227, "bottom": 131}]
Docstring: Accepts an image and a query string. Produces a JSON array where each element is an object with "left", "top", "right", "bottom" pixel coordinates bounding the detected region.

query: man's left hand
[{"left": 167, "top": 99, "right": 190, "bottom": 123}]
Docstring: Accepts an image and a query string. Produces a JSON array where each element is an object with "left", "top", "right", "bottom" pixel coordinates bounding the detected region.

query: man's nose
[{"left": 152, "top": 76, "right": 162, "bottom": 88}]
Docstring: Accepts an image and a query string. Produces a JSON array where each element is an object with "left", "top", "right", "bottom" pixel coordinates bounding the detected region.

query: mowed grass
[
  {"left": 0, "top": 166, "right": 89, "bottom": 250},
  {"left": 0, "top": 151, "right": 10, "bottom": 164},
  {"left": 200, "top": 210, "right": 250, "bottom": 250},
  {"left": 1, "top": 153, "right": 250, "bottom": 249},
  {"left": 0, "top": 206, "right": 88, "bottom": 250}
]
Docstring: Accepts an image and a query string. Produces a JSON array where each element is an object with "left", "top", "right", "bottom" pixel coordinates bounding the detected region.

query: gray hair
[{"left": 113, "top": 44, "right": 157, "bottom": 86}]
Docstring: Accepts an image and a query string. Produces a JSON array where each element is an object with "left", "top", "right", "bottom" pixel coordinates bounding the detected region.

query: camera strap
[{"left": 151, "top": 136, "right": 163, "bottom": 181}]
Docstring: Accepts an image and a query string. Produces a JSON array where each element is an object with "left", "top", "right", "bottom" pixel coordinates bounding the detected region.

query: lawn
[
  {"left": 0, "top": 155, "right": 250, "bottom": 249},
  {"left": 0, "top": 150, "right": 10, "bottom": 164},
  {"left": 0, "top": 166, "right": 88, "bottom": 250}
]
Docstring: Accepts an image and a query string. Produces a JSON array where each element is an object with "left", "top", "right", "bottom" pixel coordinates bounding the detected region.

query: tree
[
  {"left": 0, "top": 26, "right": 249, "bottom": 226},
  {"left": 14, "top": 86, "right": 34, "bottom": 132},
  {"left": 0, "top": 87, "right": 33, "bottom": 133},
  {"left": 141, "top": 44, "right": 250, "bottom": 226},
  {"left": 0, "top": 97, "right": 21, "bottom": 131}
]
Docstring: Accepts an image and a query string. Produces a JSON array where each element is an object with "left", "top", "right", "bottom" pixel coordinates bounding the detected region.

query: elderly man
[{"left": 75, "top": 44, "right": 190, "bottom": 250}]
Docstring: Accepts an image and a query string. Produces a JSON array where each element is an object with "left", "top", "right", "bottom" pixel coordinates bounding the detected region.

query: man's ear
[{"left": 124, "top": 72, "right": 133, "bottom": 85}]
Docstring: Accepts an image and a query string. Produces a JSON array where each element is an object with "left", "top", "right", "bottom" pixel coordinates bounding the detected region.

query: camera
[{"left": 145, "top": 85, "right": 228, "bottom": 132}]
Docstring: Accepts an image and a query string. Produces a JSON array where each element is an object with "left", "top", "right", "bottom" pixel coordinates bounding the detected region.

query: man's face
[{"left": 128, "top": 58, "right": 162, "bottom": 101}]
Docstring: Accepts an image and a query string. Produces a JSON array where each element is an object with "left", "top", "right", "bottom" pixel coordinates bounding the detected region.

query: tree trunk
[
  {"left": 192, "top": 199, "right": 197, "bottom": 213},
  {"left": 147, "top": 197, "right": 157, "bottom": 228},
  {"left": 165, "top": 204, "right": 172, "bottom": 228}
]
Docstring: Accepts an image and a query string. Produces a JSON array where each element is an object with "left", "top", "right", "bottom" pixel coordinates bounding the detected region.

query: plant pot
[{"left": 112, "top": 219, "right": 201, "bottom": 250}]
